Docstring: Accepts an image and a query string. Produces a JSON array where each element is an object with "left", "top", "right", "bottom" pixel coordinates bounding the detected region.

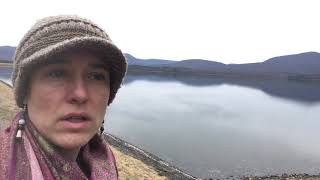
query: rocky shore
[
  {"left": 104, "top": 133, "right": 198, "bottom": 180},
  {"left": 240, "top": 173, "right": 320, "bottom": 180}
]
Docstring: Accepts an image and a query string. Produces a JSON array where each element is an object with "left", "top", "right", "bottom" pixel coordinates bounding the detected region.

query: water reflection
[
  {"left": 0, "top": 67, "right": 12, "bottom": 85},
  {"left": 108, "top": 73, "right": 320, "bottom": 178},
  {"left": 125, "top": 72, "right": 320, "bottom": 104}
]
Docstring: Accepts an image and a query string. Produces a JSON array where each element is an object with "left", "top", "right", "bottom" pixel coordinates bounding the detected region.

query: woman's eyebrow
[
  {"left": 45, "top": 59, "right": 69, "bottom": 65},
  {"left": 89, "top": 63, "right": 109, "bottom": 71}
]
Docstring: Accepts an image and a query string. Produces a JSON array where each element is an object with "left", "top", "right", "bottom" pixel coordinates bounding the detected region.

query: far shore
[
  {"left": 1, "top": 62, "right": 319, "bottom": 82},
  {"left": 0, "top": 63, "right": 12, "bottom": 67},
  {"left": 127, "top": 65, "right": 320, "bottom": 82}
]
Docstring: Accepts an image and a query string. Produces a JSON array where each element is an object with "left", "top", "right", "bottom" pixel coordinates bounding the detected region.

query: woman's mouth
[
  {"left": 65, "top": 115, "right": 89, "bottom": 122},
  {"left": 60, "top": 113, "right": 92, "bottom": 129}
]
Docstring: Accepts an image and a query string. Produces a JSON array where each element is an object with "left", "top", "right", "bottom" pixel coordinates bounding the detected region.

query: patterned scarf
[{"left": 0, "top": 112, "right": 118, "bottom": 180}]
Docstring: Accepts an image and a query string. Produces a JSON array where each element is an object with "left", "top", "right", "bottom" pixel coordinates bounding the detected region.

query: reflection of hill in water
[
  {"left": 0, "top": 67, "right": 12, "bottom": 79},
  {"left": 124, "top": 72, "right": 320, "bottom": 104}
]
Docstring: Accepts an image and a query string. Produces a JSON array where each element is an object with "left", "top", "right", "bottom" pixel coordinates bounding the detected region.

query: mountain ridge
[
  {"left": 124, "top": 51, "right": 320, "bottom": 75},
  {"left": 1, "top": 46, "right": 319, "bottom": 76},
  {"left": 0, "top": 46, "right": 15, "bottom": 60}
]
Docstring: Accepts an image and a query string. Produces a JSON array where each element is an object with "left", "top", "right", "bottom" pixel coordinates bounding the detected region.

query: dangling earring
[
  {"left": 16, "top": 104, "right": 27, "bottom": 139},
  {"left": 100, "top": 120, "right": 105, "bottom": 136},
  {"left": 23, "top": 103, "right": 27, "bottom": 113}
]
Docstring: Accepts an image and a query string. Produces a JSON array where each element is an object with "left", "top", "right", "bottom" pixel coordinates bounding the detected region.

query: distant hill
[
  {"left": 0, "top": 46, "right": 15, "bottom": 61},
  {"left": 166, "top": 59, "right": 226, "bottom": 70},
  {"left": 126, "top": 52, "right": 320, "bottom": 75},
  {"left": 124, "top": 53, "right": 174, "bottom": 66},
  {"left": 228, "top": 52, "right": 320, "bottom": 75},
  {"left": 1, "top": 46, "right": 319, "bottom": 77}
]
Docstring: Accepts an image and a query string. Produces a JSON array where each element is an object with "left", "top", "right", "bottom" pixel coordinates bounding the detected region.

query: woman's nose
[{"left": 67, "top": 77, "right": 89, "bottom": 105}]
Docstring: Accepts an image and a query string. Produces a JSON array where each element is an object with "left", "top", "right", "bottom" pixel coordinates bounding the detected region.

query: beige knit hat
[{"left": 12, "top": 15, "right": 127, "bottom": 108}]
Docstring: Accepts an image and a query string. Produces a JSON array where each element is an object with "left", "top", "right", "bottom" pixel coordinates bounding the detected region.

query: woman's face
[{"left": 27, "top": 51, "right": 110, "bottom": 151}]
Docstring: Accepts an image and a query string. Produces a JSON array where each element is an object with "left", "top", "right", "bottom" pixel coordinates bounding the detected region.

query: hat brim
[
  {"left": 15, "top": 37, "right": 127, "bottom": 107},
  {"left": 20, "top": 36, "right": 126, "bottom": 70}
]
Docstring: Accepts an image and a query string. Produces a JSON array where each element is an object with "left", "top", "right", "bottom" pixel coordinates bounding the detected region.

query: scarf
[{"left": 0, "top": 112, "right": 118, "bottom": 180}]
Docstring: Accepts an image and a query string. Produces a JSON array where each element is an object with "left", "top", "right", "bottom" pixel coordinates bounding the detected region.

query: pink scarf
[{"left": 0, "top": 112, "right": 118, "bottom": 180}]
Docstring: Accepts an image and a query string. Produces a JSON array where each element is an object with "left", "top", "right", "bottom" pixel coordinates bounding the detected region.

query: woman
[{"left": 0, "top": 15, "right": 127, "bottom": 179}]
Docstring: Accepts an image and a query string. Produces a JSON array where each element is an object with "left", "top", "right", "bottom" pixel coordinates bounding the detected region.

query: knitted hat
[{"left": 11, "top": 15, "right": 127, "bottom": 108}]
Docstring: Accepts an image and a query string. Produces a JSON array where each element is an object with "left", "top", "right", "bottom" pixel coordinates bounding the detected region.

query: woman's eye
[
  {"left": 48, "top": 70, "right": 65, "bottom": 78},
  {"left": 88, "top": 72, "right": 106, "bottom": 81}
]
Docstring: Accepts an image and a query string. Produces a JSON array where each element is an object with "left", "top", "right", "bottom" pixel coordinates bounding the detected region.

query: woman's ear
[
  {"left": 23, "top": 97, "right": 28, "bottom": 105},
  {"left": 23, "top": 93, "right": 30, "bottom": 107},
  {"left": 23, "top": 84, "right": 31, "bottom": 104},
  {"left": 23, "top": 98, "right": 28, "bottom": 112}
]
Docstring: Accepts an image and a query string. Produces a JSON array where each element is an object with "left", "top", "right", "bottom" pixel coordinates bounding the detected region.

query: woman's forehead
[
  {"left": 44, "top": 50, "right": 104, "bottom": 65},
  {"left": 61, "top": 50, "right": 101, "bottom": 62},
  {"left": 34, "top": 52, "right": 108, "bottom": 73}
]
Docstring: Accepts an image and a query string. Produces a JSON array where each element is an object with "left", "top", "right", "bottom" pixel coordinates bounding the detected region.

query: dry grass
[
  {"left": 0, "top": 82, "right": 19, "bottom": 129},
  {"left": 111, "top": 147, "right": 168, "bottom": 180},
  {"left": 0, "top": 81, "right": 167, "bottom": 180}
]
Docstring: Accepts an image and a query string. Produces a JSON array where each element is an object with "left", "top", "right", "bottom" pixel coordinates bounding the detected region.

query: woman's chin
[{"left": 51, "top": 133, "right": 95, "bottom": 150}]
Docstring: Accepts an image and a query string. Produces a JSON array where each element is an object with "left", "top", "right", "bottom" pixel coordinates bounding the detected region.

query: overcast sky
[{"left": 1, "top": 0, "right": 320, "bottom": 63}]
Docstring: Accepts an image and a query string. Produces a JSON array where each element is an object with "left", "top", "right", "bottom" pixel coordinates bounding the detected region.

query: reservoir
[{"left": 1, "top": 67, "right": 320, "bottom": 179}]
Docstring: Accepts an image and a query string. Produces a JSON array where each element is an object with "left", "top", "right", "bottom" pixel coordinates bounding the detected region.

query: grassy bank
[{"left": 0, "top": 81, "right": 167, "bottom": 180}]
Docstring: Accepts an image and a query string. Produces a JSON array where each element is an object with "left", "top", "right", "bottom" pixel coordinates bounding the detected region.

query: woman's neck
[{"left": 57, "top": 147, "right": 81, "bottom": 161}]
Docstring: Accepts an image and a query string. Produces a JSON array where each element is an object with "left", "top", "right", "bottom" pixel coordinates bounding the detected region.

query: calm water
[
  {"left": 0, "top": 67, "right": 12, "bottom": 85},
  {"left": 1, "top": 68, "right": 320, "bottom": 179}
]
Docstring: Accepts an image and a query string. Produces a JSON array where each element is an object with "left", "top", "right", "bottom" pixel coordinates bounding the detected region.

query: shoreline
[
  {"left": 0, "top": 79, "right": 11, "bottom": 87},
  {"left": 2, "top": 62, "right": 320, "bottom": 82},
  {"left": 104, "top": 133, "right": 197, "bottom": 180}
]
